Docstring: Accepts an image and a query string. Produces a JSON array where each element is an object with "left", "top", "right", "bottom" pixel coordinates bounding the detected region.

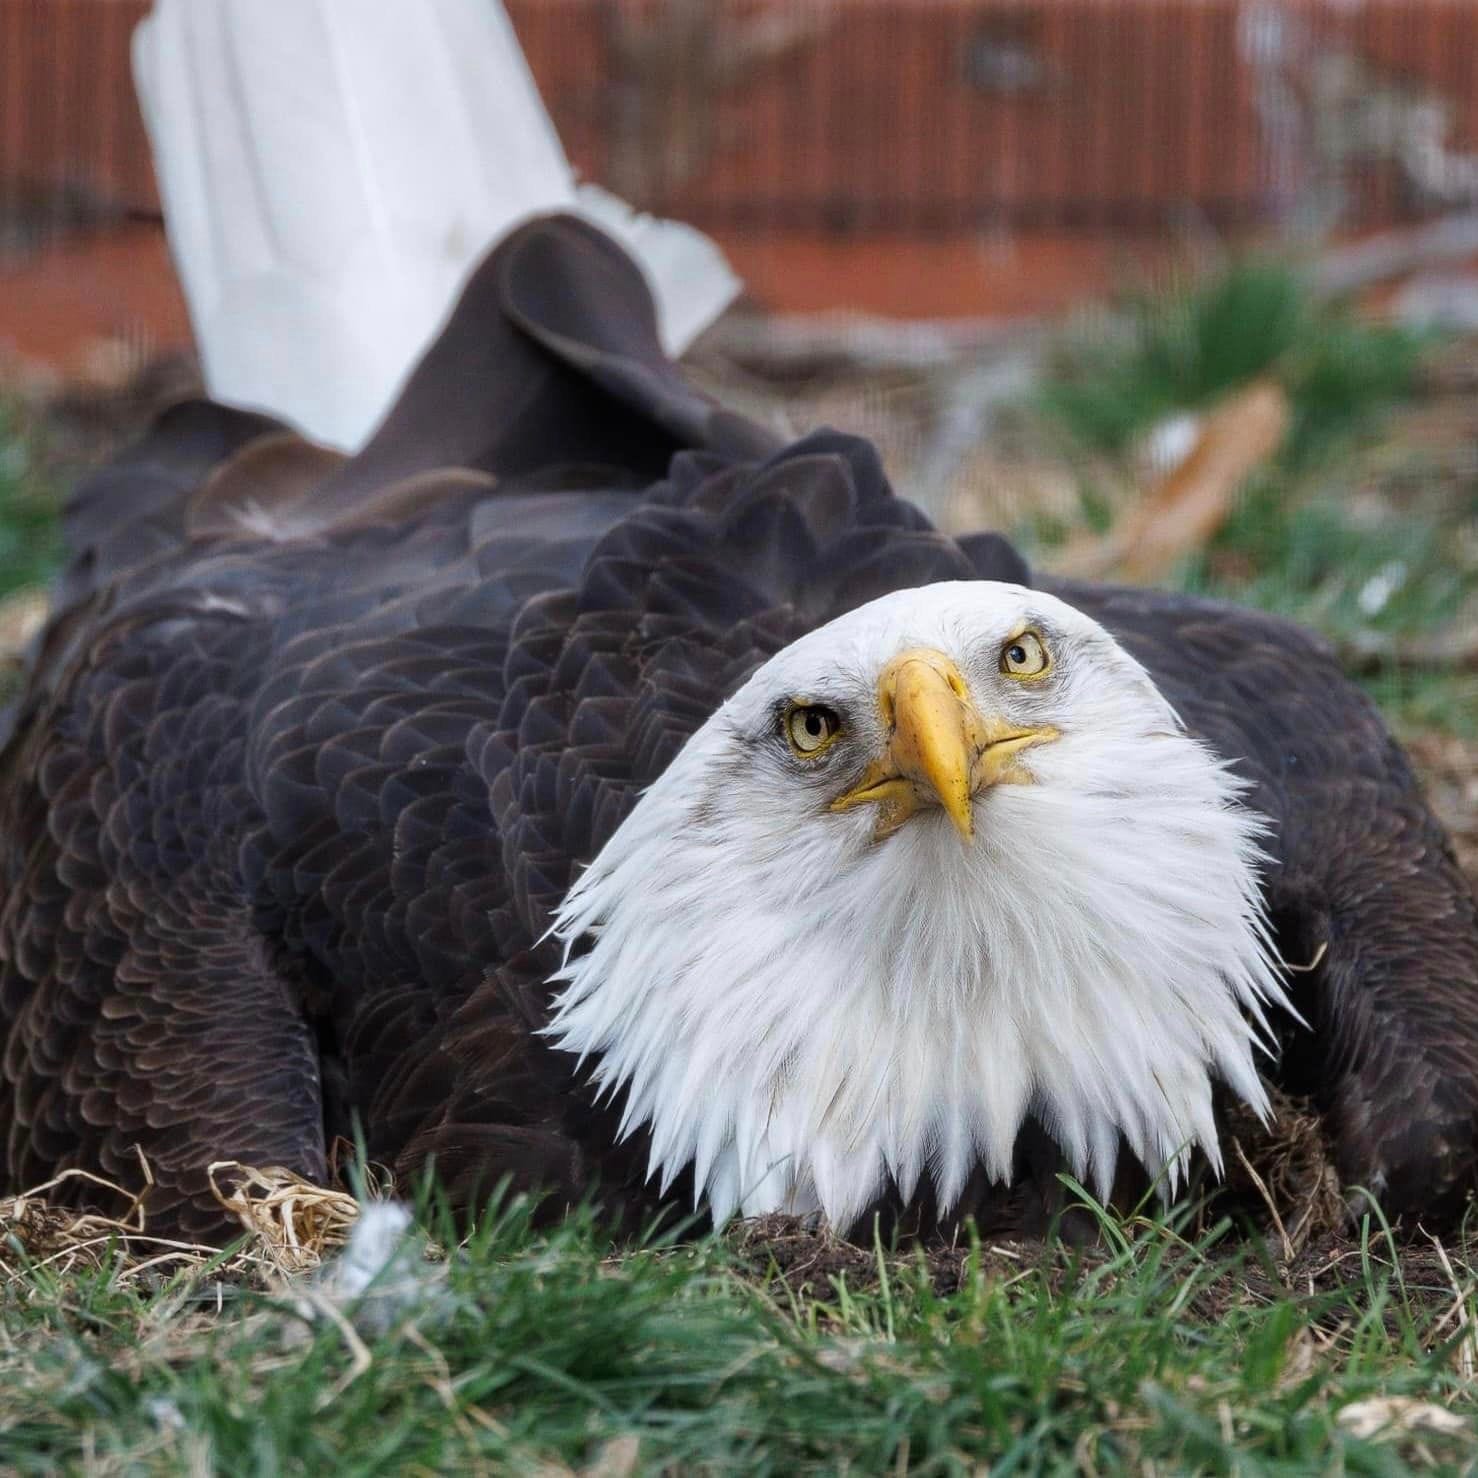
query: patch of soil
[{"left": 727, "top": 1213, "right": 1062, "bottom": 1301}]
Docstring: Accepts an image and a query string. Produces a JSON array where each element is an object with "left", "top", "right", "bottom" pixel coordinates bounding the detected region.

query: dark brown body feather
[{"left": 2, "top": 217, "right": 1475, "bottom": 1241}]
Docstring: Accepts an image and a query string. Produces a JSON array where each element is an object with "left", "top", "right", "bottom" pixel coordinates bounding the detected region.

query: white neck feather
[{"left": 546, "top": 637, "right": 1290, "bottom": 1233}]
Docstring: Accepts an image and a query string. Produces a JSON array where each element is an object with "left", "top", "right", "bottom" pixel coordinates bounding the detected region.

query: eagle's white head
[{"left": 547, "top": 581, "right": 1291, "bottom": 1231}]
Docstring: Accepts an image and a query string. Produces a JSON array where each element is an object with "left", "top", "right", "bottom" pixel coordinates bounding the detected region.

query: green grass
[
  {"left": 4, "top": 1191, "right": 1477, "bottom": 1473},
  {"left": 1180, "top": 450, "right": 1475, "bottom": 739},
  {"left": 1180, "top": 470, "right": 1476, "bottom": 703},
  {"left": 1362, "top": 667, "right": 1478, "bottom": 741},
  {"left": 0, "top": 405, "right": 58, "bottom": 601}
]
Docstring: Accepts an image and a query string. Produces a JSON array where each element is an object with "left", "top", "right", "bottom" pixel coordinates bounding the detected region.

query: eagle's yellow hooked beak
[{"left": 830, "top": 648, "right": 1055, "bottom": 842}]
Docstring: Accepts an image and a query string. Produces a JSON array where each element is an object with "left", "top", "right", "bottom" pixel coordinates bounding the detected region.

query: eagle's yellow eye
[
  {"left": 1000, "top": 631, "right": 1050, "bottom": 678},
  {"left": 785, "top": 703, "right": 842, "bottom": 757}
]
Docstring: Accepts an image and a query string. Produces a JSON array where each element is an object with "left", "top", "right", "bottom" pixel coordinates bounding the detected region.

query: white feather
[
  {"left": 133, "top": 0, "right": 740, "bottom": 451},
  {"left": 546, "top": 582, "right": 1293, "bottom": 1232}
]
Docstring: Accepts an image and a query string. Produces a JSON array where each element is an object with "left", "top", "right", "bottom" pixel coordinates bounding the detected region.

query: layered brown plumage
[{"left": 2, "top": 217, "right": 1475, "bottom": 1241}]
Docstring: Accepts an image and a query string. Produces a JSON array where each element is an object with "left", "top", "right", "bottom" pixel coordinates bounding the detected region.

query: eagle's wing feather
[
  {"left": 0, "top": 599, "right": 328, "bottom": 1238},
  {"left": 2, "top": 215, "right": 1474, "bottom": 1237}
]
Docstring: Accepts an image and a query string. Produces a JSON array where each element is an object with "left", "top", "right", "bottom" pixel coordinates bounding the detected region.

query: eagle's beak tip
[
  {"left": 882, "top": 649, "right": 980, "bottom": 841},
  {"left": 943, "top": 793, "right": 975, "bottom": 843}
]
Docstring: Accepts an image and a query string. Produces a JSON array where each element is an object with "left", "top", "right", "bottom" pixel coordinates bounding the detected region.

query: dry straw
[{"left": 0, "top": 1151, "right": 367, "bottom": 1287}]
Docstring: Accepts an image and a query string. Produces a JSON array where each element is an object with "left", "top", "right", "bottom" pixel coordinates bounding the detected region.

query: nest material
[
  {"left": 207, "top": 1161, "right": 363, "bottom": 1277},
  {"left": 1221, "top": 1084, "right": 1347, "bottom": 1259},
  {"left": 0, "top": 1089, "right": 1385, "bottom": 1293},
  {"left": 0, "top": 1157, "right": 366, "bottom": 1286}
]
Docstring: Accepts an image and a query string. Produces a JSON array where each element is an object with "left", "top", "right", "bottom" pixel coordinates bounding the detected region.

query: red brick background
[{"left": 1, "top": 0, "right": 1475, "bottom": 371}]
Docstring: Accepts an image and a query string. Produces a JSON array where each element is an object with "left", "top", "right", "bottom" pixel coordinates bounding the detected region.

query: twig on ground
[
  {"left": 1054, "top": 380, "right": 1290, "bottom": 582},
  {"left": 1231, "top": 1137, "right": 1294, "bottom": 1269}
]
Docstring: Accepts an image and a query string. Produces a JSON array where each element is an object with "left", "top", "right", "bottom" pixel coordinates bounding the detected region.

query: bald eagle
[{"left": 2, "top": 217, "right": 1475, "bottom": 1242}]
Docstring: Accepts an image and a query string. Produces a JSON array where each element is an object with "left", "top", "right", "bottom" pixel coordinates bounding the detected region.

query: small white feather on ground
[{"left": 304, "top": 1201, "right": 451, "bottom": 1337}]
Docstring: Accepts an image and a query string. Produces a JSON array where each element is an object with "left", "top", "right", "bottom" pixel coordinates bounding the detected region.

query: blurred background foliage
[
  {"left": 1038, "top": 260, "right": 1428, "bottom": 468},
  {"left": 1032, "top": 263, "right": 1476, "bottom": 737},
  {"left": 0, "top": 407, "right": 55, "bottom": 601}
]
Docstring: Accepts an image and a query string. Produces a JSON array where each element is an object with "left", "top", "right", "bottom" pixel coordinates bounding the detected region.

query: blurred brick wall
[
  {"left": 2, "top": 0, "right": 1477, "bottom": 357},
  {"left": 5, "top": 0, "right": 1476, "bottom": 244},
  {"left": 0, "top": 0, "right": 155, "bottom": 222},
  {"left": 520, "top": 0, "right": 1478, "bottom": 231}
]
